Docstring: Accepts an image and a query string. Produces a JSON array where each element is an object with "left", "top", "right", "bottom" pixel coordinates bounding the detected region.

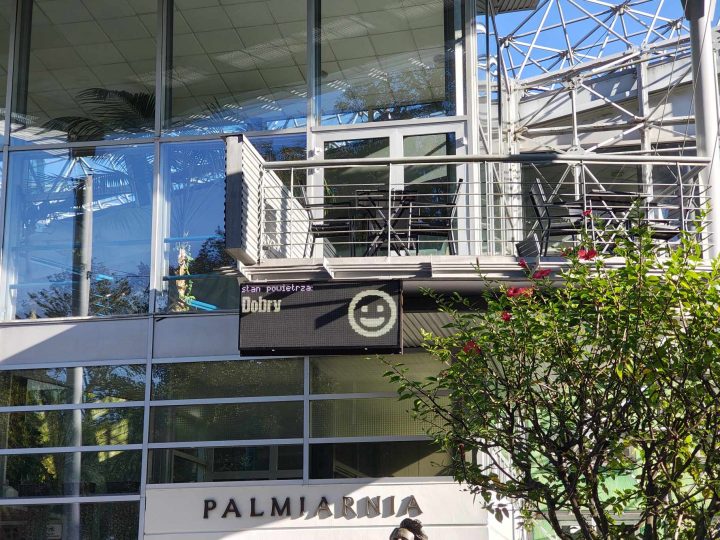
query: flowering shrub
[{"left": 386, "top": 220, "right": 720, "bottom": 540}]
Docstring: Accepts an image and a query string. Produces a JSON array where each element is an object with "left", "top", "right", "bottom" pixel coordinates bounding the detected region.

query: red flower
[
  {"left": 507, "top": 287, "right": 533, "bottom": 298},
  {"left": 532, "top": 268, "right": 552, "bottom": 279},
  {"left": 582, "top": 209, "right": 592, "bottom": 217},
  {"left": 501, "top": 311, "right": 512, "bottom": 321},
  {"left": 462, "top": 340, "right": 481, "bottom": 355},
  {"left": 578, "top": 248, "right": 598, "bottom": 260},
  {"left": 518, "top": 258, "right": 528, "bottom": 269}
]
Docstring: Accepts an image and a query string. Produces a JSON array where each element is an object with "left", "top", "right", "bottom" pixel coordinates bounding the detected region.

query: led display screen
[{"left": 239, "top": 281, "right": 402, "bottom": 355}]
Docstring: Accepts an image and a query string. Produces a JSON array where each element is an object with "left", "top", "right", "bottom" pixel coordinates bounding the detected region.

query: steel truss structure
[{"left": 483, "top": 0, "right": 719, "bottom": 255}]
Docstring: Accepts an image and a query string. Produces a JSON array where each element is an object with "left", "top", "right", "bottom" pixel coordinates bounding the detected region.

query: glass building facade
[
  {"left": 0, "top": 1, "right": 702, "bottom": 538},
  {"left": 0, "top": 0, "right": 479, "bottom": 321},
  {"left": 0, "top": 1, "right": 485, "bottom": 538}
]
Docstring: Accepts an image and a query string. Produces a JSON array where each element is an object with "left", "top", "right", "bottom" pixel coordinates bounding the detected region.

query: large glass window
[
  {"left": 152, "top": 358, "right": 303, "bottom": 400},
  {"left": 0, "top": 502, "right": 139, "bottom": 539},
  {"left": 160, "top": 140, "right": 238, "bottom": 312},
  {"left": 310, "top": 441, "right": 449, "bottom": 479},
  {"left": 166, "top": 0, "right": 307, "bottom": 134},
  {"left": 148, "top": 444, "right": 303, "bottom": 484},
  {"left": 311, "top": 397, "right": 433, "bottom": 438},
  {"left": 0, "top": 365, "right": 146, "bottom": 406},
  {"left": 0, "top": 407, "right": 144, "bottom": 449},
  {"left": 311, "top": 352, "right": 439, "bottom": 394},
  {"left": 10, "top": 0, "right": 157, "bottom": 145},
  {"left": 250, "top": 133, "right": 307, "bottom": 192},
  {"left": 2, "top": 146, "right": 154, "bottom": 319},
  {"left": 0, "top": 450, "right": 141, "bottom": 498},
  {"left": 318, "top": 0, "right": 459, "bottom": 124},
  {"left": 150, "top": 402, "right": 303, "bottom": 443}
]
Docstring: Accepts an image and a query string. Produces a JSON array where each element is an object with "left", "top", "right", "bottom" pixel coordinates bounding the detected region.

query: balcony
[{"left": 225, "top": 137, "right": 710, "bottom": 282}]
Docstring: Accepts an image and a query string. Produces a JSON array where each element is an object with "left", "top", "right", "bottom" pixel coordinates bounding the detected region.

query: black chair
[
  {"left": 528, "top": 177, "right": 583, "bottom": 255},
  {"left": 409, "top": 179, "right": 464, "bottom": 255},
  {"left": 302, "top": 201, "right": 354, "bottom": 257},
  {"left": 356, "top": 189, "right": 417, "bottom": 256},
  {"left": 515, "top": 232, "right": 541, "bottom": 259}
]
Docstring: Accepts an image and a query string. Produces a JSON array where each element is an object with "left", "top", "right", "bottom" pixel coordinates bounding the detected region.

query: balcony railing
[{"left": 225, "top": 137, "right": 711, "bottom": 266}]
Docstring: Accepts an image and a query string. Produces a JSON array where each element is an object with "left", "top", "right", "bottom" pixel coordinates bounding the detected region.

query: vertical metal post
[
  {"left": 637, "top": 55, "right": 652, "bottom": 189},
  {"left": 685, "top": 0, "right": 720, "bottom": 256},
  {"left": 570, "top": 83, "right": 582, "bottom": 200},
  {"left": 66, "top": 168, "right": 92, "bottom": 540},
  {"left": 63, "top": 366, "right": 83, "bottom": 540},
  {"left": 71, "top": 174, "right": 92, "bottom": 317},
  {"left": 158, "top": 0, "right": 173, "bottom": 134}
]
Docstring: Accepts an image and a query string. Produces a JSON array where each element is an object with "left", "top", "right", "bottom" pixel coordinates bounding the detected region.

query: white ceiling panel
[
  {"left": 260, "top": 66, "right": 304, "bottom": 87},
  {"left": 75, "top": 43, "right": 126, "bottom": 66},
  {"left": 84, "top": 0, "right": 136, "bottom": 20},
  {"left": 115, "top": 38, "right": 157, "bottom": 62},
  {"left": 370, "top": 31, "right": 417, "bottom": 56},
  {"left": 173, "top": 34, "right": 205, "bottom": 56},
  {"left": 357, "top": 0, "right": 404, "bottom": 13},
  {"left": 98, "top": 16, "right": 151, "bottom": 41},
  {"left": 53, "top": 66, "right": 101, "bottom": 90},
  {"left": 183, "top": 7, "right": 234, "bottom": 33},
  {"left": 221, "top": 69, "right": 266, "bottom": 92},
  {"left": 268, "top": 0, "right": 306, "bottom": 23},
  {"left": 360, "top": 10, "right": 410, "bottom": 33},
  {"left": 34, "top": 47, "right": 84, "bottom": 70},
  {"left": 195, "top": 29, "right": 243, "bottom": 54},
  {"left": 37, "top": 0, "right": 92, "bottom": 24},
  {"left": 329, "top": 36, "right": 375, "bottom": 61},
  {"left": 237, "top": 24, "right": 281, "bottom": 47},
  {"left": 57, "top": 21, "right": 109, "bottom": 46},
  {"left": 175, "top": 0, "right": 221, "bottom": 9},
  {"left": 411, "top": 27, "right": 443, "bottom": 50},
  {"left": 225, "top": 2, "right": 275, "bottom": 27},
  {"left": 90, "top": 62, "right": 139, "bottom": 86}
]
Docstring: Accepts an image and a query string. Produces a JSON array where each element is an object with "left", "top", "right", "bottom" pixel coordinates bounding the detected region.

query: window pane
[
  {"left": 150, "top": 402, "right": 303, "bottom": 443},
  {"left": 0, "top": 502, "right": 140, "bottom": 539},
  {"left": 318, "top": 0, "right": 458, "bottom": 124},
  {"left": 148, "top": 444, "right": 303, "bottom": 484},
  {"left": 160, "top": 140, "right": 239, "bottom": 312},
  {"left": 321, "top": 138, "right": 390, "bottom": 256},
  {"left": 310, "top": 441, "right": 449, "bottom": 478},
  {"left": 311, "top": 352, "right": 439, "bottom": 394},
  {"left": 11, "top": 0, "right": 157, "bottom": 145},
  {"left": 0, "top": 365, "right": 146, "bottom": 406},
  {"left": 0, "top": 407, "right": 143, "bottom": 449},
  {"left": 404, "top": 133, "right": 460, "bottom": 255},
  {"left": 0, "top": 450, "right": 141, "bottom": 498},
  {"left": 3, "top": 146, "right": 154, "bottom": 319},
  {"left": 311, "top": 397, "right": 439, "bottom": 437},
  {"left": 152, "top": 359, "right": 303, "bottom": 400},
  {"left": 250, "top": 133, "right": 307, "bottom": 192},
  {"left": 167, "top": 0, "right": 307, "bottom": 135}
]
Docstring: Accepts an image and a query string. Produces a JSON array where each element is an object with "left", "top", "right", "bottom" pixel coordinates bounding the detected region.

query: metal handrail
[{"left": 262, "top": 153, "right": 711, "bottom": 170}]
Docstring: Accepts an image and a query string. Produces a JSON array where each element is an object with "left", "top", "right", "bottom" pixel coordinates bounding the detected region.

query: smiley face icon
[{"left": 348, "top": 290, "right": 398, "bottom": 338}]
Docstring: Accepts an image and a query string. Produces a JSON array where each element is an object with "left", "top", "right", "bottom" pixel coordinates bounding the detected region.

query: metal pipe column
[{"left": 685, "top": 0, "right": 720, "bottom": 256}]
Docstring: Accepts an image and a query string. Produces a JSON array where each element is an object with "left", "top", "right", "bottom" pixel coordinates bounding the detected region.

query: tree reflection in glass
[
  {"left": 2, "top": 147, "right": 153, "bottom": 319},
  {"left": 161, "top": 141, "right": 238, "bottom": 312}
]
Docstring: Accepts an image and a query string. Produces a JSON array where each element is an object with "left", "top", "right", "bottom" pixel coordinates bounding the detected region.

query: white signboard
[{"left": 144, "top": 481, "right": 508, "bottom": 540}]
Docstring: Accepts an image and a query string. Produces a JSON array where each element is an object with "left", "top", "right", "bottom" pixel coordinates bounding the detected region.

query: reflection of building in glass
[{"left": 0, "top": 0, "right": 716, "bottom": 538}]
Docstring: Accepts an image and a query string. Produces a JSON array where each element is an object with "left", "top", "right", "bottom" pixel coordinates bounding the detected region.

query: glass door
[{"left": 313, "top": 123, "right": 466, "bottom": 257}]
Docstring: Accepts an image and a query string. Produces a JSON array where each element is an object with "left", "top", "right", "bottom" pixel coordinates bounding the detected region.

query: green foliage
[{"left": 385, "top": 221, "right": 720, "bottom": 540}]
